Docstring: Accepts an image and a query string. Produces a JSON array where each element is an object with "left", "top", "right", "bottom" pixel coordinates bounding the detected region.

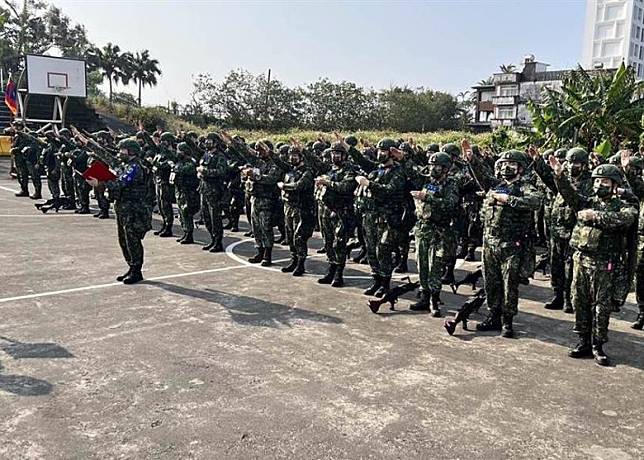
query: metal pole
[{"left": 264, "top": 68, "right": 271, "bottom": 127}]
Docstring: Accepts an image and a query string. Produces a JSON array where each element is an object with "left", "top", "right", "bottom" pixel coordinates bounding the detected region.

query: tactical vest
[
  {"left": 316, "top": 167, "right": 354, "bottom": 211},
  {"left": 482, "top": 180, "right": 533, "bottom": 247},
  {"left": 117, "top": 160, "right": 149, "bottom": 202},
  {"left": 569, "top": 197, "right": 628, "bottom": 261},
  {"left": 171, "top": 159, "right": 199, "bottom": 191},
  {"left": 354, "top": 165, "right": 404, "bottom": 213},
  {"left": 550, "top": 173, "right": 593, "bottom": 239},
  {"left": 415, "top": 178, "right": 456, "bottom": 227},
  {"left": 282, "top": 166, "right": 313, "bottom": 209}
]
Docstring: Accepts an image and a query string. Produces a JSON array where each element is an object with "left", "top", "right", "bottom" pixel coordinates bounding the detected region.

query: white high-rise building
[{"left": 583, "top": 0, "right": 644, "bottom": 78}]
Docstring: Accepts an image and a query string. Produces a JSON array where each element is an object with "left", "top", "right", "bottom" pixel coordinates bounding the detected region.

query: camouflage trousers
[
  {"left": 61, "top": 163, "right": 75, "bottom": 201},
  {"left": 550, "top": 235, "right": 573, "bottom": 300},
  {"left": 636, "top": 239, "right": 644, "bottom": 306},
  {"left": 202, "top": 193, "right": 223, "bottom": 244},
  {"left": 483, "top": 243, "right": 522, "bottom": 317},
  {"left": 362, "top": 211, "right": 397, "bottom": 278},
  {"left": 94, "top": 183, "right": 109, "bottom": 212},
  {"left": 320, "top": 207, "right": 352, "bottom": 266},
  {"left": 46, "top": 167, "right": 61, "bottom": 200},
  {"left": 284, "top": 203, "right": 314, "bottom": 259},
  {"left": 176, "top": 189, "right": 200, "bottom": 235},
  {"left": 251, "top": 196, "right": 275, "bottom": 249},
  {"left": 415, "top": 225, "right": 454, "bottom": 294},
  {"left": 13, "top": 153, "right": 41, "bottom": 193},
  {"left": 115, "top": 201, "right": 151, "bottom": 267},
  {"left": 156, "top": 181, "right": 175, "bottom": 229},
  {"left": 74, "top": 175, "right": 90, "bottom": 209},
  {"left": 571, "top": 253, "right": 614, "bottom": 344}
]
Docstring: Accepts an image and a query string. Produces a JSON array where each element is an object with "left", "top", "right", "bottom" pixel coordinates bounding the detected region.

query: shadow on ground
[{"left": 146, "top": 281, "right": 343, "bottom": 328}]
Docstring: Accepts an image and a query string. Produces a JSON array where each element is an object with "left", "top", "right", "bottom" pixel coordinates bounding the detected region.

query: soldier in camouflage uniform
[
  {"left": 11, "top": 123, "right": 43, "bottom": 199},
  {"left": 58, "top": 129, "right": 76, "bottom": 208},
  {"left": 394, "top": 142, "right": 420, "bottom": 273},
  {"left": 88, "top": 139, "right": 152, "bottom": 284},
  {"left": 277, "top": 146, "right": 315, "bottom": 276},
  {"left": 465, "top": 145, "right": 542, "bottom": 338},
  {"left": 551, "top": 158, "right": 637, "bottom": 366},
  {"left": 40, "top": 131, "right": 62, "bottom": 203},
  {"left": 148, "top": 132, "right": 177, "bottom": 237},
  {"left": 531, "top": 147, "right": 594, "bottom": 313},
  {"left": 409, "top": 152, "right": 460, "bottom": 316},
  {"left": 71, "top": 141, "right": 91, "bottom": 214},
  {"left": 197, "top": 133, "right": 230, "bottom": 253},
  {"left": 353, "top": 138, "right": 406, "bottom": 297},
  {"left": 243, "top": 141, "right": 282, "bottom": 266},
  {"left": 621, "top": 153, "right": 644, "bottom": 330},
  {"left": 172, "top": 142, "right": 201, "bottom": 244},
  {"left": 315, "top": 142, "right": 357, "bottom": 287}
]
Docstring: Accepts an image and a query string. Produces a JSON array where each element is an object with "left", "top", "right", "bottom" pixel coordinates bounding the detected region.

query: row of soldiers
[{"left": 8, "top": 122, "right": 644, "bottom": 366}]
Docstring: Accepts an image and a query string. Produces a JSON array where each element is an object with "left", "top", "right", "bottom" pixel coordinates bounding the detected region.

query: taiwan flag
[{"left": 4, "top": 77, "right": 18, "bottom": 116}]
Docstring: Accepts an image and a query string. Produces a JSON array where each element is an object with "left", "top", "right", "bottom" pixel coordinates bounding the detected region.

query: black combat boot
[
  {"left": 123, "top": 265, "right": 143, "bottom": 284},
  {"left": 331, "top": 264, "right": 345, "bottom": 288},
  {"left": 501, "top": 315, "right": 514, "bottom": 338},
  {"left": 116, "top": 267, "right": 132, "bottom": 282},
  {"left": 363, "top": 275, "right": 381, "bottom": 296},
  {"left": 98, "top": 210, "right": 109, "bottom": 219},
  {"left": 318, "top": 264, "right": 337, "bottom": 284},
  {"left": 563, "top": 296, "right": 574, "bottom": 314},
  {"left": 180, "top": 232, "right": 194, "bottom": 244},
  {"left": 476, "top": 309, "right": 502, "bottom": 332},
  {"left": 93, "top": 210, "right": 102, "bottom": 218},
  {"left": 78, "top": 206, "right": 90, "bottom": 214},
  {"left": 409, "top": 290, "right": 430, "bottom": 311},
  {"left": 210, "top": 241, "right": 224, "bottom": 253},
  {"left": 394, "top": 254, "right": 408, "bottom": 274},
  {"left": 592, "top": 339, "right": 609, "bottom": 366},
  {"left": 29, "top": 185, "right": 42, "bottom": 200},
  {"left": 568, "top": 334, "right": 592, "bottom": 358},
  {"left": 223, "top": 219, "right": 233, "bottom": 230},
  {"left": 430, "top": 292, "right": 442, "bottom": 318},
  {"left": 441, "top": 264, "right": 455, "bottom": 285},
  {"left": 159, "top": 225, "right": 173, "bottom": 237},
  {"left": 292, "top": 257, "right": 306, "bottom": 277},
  {"left": 202, "top": 238, "right": 216, "bottom": 251},
  {"left": 374, "top": 276, "right": 390, "bottom": 298},
  {"left": 464, "top": 247, "right": 477, "bottom": 262},
  {"left": 544, "top": 291, "right": 564, "bottom": 310},
  {"left": 632, "top": 306, "right": 644, "bottom": 330},
  {"left": 154, "top": 225, "right": 165, "bottom": 236},
  {"left": 281, "top": 257, "right": 298, "bottom": 273},
  {"left": 229, "top": 215, "right": 240, "bottom": 232},
  {"left": 248, "top": 247, "right": 264, "bottom": 264},
  {"left": 15, "top": 188, "right": 29, "bottom": 197},
  {"left": 261, "top": 247, "right": 272, "bottom": 266}
]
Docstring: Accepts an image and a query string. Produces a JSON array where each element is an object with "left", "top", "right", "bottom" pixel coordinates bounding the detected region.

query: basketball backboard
[{"left": 25, "top": 55, "right": 87, "bottom": 98}]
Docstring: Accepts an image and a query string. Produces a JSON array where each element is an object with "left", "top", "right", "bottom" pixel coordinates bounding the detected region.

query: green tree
[
  {"left": 529, "top": 63, "right": 644, "bottom": 153},
  {"left": 130, "top": 49, "right": 161, "bottom": 106},
  {"left": 87, "top": 43, "right": 132, "bottom": 101}
]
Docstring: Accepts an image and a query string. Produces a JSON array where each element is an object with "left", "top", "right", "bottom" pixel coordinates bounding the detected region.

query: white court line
[
  {"left": 0, "top": 214, "right": 87, "bottom": 218},
  {"left": 0, "top": 263, "right": 255, "bottom": 304},
  {"left": 0, "top": 185, "right": 19, "bottom": 194}
]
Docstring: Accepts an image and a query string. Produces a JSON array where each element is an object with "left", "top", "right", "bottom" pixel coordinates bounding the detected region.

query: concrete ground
[{"left": 0, "top": 158, "right": 642, "bottom": 459}]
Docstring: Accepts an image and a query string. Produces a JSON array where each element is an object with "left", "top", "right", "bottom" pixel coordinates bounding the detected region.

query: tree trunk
[
  {"left": 138, "top": 79, "right": 142, "bottom": 107},
  {"left": 109, "top": 78, "right": 113, "bottom": 101}
]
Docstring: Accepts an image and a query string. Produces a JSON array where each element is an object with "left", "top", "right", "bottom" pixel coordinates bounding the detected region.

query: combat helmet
[
  {"left": 591, "top": 164, "right": 622, "bottom": 185},
  {"left": 376, "top": 138, "right": 398, "bottom": 151},
  {"left": 428, "top": 152, "right": 452, "bottom": 168},
  {"left": 345, "top": 135, "right": 358, "bottom": 147},
  {"left": 497, "top": 150, "right": 528, "bottom": 169},
  {"left": 554, "top": 148, "right": 568, "bottom": 160},
  {"left": 426, "top": 143, "right": 440, "bottom": 153},
  {"left": 118, "top": 138, "right": 142, "bottom": 154},
  {"left": 565, "top": 147, "right": 589, "bottom": 164}
]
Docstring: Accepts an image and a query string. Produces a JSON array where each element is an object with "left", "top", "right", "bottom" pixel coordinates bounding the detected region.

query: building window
[
  {"left": 496, "top": 107, "right": 516, "bottom": 120},
  {"left": 606, "top": 3, "right": 625, "bottom": 20},
  {"left": 498, "top": 85, "right": 519, "bottom": 97}
]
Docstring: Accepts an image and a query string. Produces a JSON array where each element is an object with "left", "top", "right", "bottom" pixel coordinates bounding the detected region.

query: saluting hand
[{"left": 548, "top": 155, "right": 564, "bottom": 176}]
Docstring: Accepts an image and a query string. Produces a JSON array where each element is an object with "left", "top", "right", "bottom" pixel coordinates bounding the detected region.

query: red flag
[
  {"left": 82, "top": 160, "right": 117, "bottom": 182},
  {"left": 4, "top": 78, "right": 18, "bottom": 116}
]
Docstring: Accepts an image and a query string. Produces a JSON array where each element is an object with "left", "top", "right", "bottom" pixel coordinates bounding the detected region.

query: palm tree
[
  {"left": 88, "top": 43, "right": 132, "bottom": 101},
  {"left": 130, "top": 50, "right": 162, "bottom": 106},
  {"left": 499, "top": 64, "right": 516, "bottom": 73}
]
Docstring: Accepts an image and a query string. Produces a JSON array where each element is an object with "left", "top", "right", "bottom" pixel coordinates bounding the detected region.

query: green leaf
[{"left": 595, "top": 139, "right": 612, "bottom": 156}]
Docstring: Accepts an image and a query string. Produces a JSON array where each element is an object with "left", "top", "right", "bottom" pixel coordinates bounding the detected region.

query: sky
[{"left": 50, "top": 0, "right": 588, "bottom": 107}]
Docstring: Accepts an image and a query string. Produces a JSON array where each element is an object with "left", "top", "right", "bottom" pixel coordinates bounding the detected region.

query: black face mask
[
  {"left": 332, "top": 155, "right": 343, "bottom": 167},
  {"left": 430, "top": 165, "right": 443, "bottom": 179},
  {"left": 500, "top": 164, "right": 519, "bottom": 179},
  {"left": 290, "top": 156, "right": 301, "bottom": 166},
  {"left": 377, "top": 151, "right": 390, "bottom": 163},
  {"left": 593, "top": 184, "right": 612, "bottom": 198},
  {"left": 568, "top": 164, "right": 583, "bottom": 177}
]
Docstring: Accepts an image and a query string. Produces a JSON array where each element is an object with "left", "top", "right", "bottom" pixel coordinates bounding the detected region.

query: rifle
[
  {"left": 368, "top": 276, "right": 419, "bottom": 313},
  {"left": 443, "top": 289, "right": 486, "bottom": 335},
  {"left": 450, "top": 268, "right": 482, "bottom": 294}
]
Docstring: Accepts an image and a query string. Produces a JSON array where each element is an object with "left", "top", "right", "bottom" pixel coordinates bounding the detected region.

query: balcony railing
[
  {"left": 493, "top": 73, "right": 520, "bottom": 84},
  {"left": 478, "top": 101, "right": 494, "bottom": 112},
  {"left": 492, "top": 95, "right": 518, "bottom": 105}
]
